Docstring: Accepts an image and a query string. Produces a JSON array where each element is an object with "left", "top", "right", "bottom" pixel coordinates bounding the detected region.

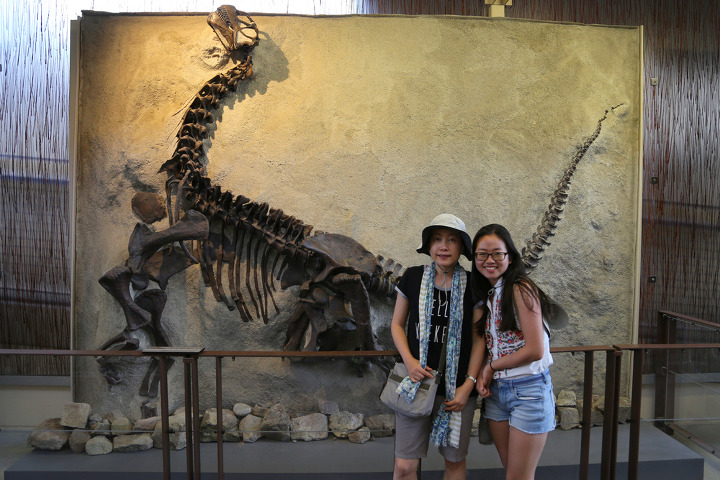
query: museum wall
[{"left": 72, "top": 12, "right": 641, "bottom": 416}]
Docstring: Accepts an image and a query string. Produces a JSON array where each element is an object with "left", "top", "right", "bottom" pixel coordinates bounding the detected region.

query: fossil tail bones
[{"left": 521, "top": 104, "right": 625, "bottom": 270}]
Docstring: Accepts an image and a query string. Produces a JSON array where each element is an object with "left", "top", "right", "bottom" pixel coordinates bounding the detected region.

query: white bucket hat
[{"left": 416, "top": 213, "right": 473, "bottom": 261}]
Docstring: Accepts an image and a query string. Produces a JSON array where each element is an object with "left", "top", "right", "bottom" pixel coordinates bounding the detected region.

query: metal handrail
[
  {"left": 617, "top": 342, "right": 720, "bottom": 479},
  {"left": 658, "top": 310, "right": 720, "bottom": 332},
  {"left": 653, "top": 310, "right": 720, "bottom": 450},
  {"left": 4, "top": 343, "right": 720, "bottom": 480},
  {"left": 1, "top": 346, "right": 617, "bottom": 480}
]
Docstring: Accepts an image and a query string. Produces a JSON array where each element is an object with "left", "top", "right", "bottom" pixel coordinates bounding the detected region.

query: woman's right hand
[
  {"left": 407, "top": 359, "right": 435, "bottom": 383},
  {"left": 391, "top": 295, "right": 433, "bottom": 383},
  {"left": 477, "top": 382, "right": 490, "bottom": 398},
  {"left": 476, "top": 363, "right": 494, "bottom": 397}
]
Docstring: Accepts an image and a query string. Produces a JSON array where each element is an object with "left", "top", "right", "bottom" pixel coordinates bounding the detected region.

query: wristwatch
[{"left": 466, "top": 375, "right": 477, "bottom": 384}]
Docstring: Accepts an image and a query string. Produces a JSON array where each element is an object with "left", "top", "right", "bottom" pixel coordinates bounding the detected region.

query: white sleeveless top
[{"left": 485, "top": 279, "right": 553, "bottom": 379}]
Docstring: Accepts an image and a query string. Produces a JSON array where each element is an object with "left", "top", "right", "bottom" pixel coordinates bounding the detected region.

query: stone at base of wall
[
  {"left": 26, "top": 400, "right": 397, "bottom": 454},
  {"left": 27, "top": 393, "right": 628, "bottom": 454},
  {"left": 556, "top": 390, "right": 632, "bottom": 430}
]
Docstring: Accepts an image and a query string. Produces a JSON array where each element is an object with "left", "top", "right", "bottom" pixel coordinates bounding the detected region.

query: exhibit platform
[{"left": 1, "top": 423, "right": 704, "bottom": 480}]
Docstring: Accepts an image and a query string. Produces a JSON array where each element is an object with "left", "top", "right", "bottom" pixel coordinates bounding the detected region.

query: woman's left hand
[{"left": 443, "top": 381, "right": 473, "bottom": 412}]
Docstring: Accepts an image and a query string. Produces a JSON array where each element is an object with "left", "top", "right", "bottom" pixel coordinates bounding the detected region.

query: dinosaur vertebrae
[
  {"left": 159, "top": 59, "right": 254, "bottom": 179},
  {"left": 157, "top": 56, "right": 315, "bottom": 323},
  {"left": 159, "top": 53, "right": 400, "bottom": 326},
  {"left": 186, "top": 179, "right": 401, "bottom": 325},
  {"left": 521, "top": 106, "right": 620, "bottom": 270}
]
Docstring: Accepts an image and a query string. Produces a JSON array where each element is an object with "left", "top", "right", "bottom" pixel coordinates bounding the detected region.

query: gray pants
[{"left": 394, "top": 395, "right": 477, "bottom": 463}]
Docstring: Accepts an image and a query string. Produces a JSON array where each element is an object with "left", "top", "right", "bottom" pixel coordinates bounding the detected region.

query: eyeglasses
[{"left": 474, "top": 252, "right": 508, "bottom": 261}]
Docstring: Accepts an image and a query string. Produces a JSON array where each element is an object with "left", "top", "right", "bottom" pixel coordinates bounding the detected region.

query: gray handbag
[
  {"left": 477, "top": 398, "right": 494, "bottom": 445},
  {"left": 380, "top": 341, "right": 446, "bottom": 417}
]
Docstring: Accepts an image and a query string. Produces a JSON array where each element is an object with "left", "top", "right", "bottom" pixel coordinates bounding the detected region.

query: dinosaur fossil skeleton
[{"left": 96, "top": 6, "right": 622, "bottom": 397}]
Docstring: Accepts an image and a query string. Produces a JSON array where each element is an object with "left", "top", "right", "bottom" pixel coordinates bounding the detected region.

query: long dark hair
[{"left": 470, "top": 224, "right": 547, "bottom": 333}]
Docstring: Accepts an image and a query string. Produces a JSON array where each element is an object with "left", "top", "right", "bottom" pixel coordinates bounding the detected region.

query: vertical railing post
[
  {"left": 183, "top": 358, "right": 195, "bottom": 480},
  {"left": 580, "top": 350, "right": 594, "bottom": 480},
  {"left": 665, "top": 318, "right": 678, "bottom": 432},
  {"left": 600, "top": 349, "right": 621, "bottom": 480},
  {"left": 654, "top": 313, "right": 676, "bottom": 434},
  {"left": 158, "top": 355, "right": 171, "bottom": 480},
  {"left": 216, "top": 356, "right": 224, "bottom": 480},
  {"left": 628, "top": 348, "right": 644, "bottom": 480},
  {"left": 190, "top": 356, "right": 202, "bottom": 480},
  {"left": 144, "top": 346, "right": 204, "bottom": 480},
  {"left": 654, "top": 311, "right": 667, "bottom": 430},
  {"left": 609, "top": 349, "right": 622, "bottom": 480}
]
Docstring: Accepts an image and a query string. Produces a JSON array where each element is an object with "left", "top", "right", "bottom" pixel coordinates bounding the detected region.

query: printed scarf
[{"left": 396, "top": 262, "right": 466, "bottom": 447}]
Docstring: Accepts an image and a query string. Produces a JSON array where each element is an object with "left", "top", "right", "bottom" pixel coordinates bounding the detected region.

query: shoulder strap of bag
[{"left": 435, "top": 335, "right": 448, "bottom": 384}]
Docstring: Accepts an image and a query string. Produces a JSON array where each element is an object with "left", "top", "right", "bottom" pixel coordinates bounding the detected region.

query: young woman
[
  {"left": 391, "top": 214, "right": 484, "bottom": 480},
  {"left": 471, "top": 224, "right": 555, "bottom": 480}
]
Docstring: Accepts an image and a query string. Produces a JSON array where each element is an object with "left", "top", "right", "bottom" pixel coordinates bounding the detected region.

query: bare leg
[
  {"left": 505, "top": 428, "right": 547, "bottom": 480},
  {"left": 393, "top": 457, "right": 419, "bottom": 480},
  {"left": 489, "top": 419, "right": 511, "bottom": 470},
  {"left": 443, "top": 458, "right": 467, "bottom": 480}
]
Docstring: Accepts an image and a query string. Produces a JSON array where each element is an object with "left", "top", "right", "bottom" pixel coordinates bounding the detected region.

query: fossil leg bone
[
  {"left": 331, "top": 272, "right": 379, "bottom": 352},
  {"left": 99, "top": 266, "right": 151, "bottom": 331},
  {"left": 135, "top": 289, "right": 171, "bottom": 397},
  {"left": 127, "top": 209, "right": 209, "bottom": 274}
]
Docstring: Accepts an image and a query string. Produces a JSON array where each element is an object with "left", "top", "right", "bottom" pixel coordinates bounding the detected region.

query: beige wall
[
  {"left": 0, "top": 380, "right": 71, "bottom": 428},
  {"left": 74, "top": 13, "right": 642, "bottom": 417}
]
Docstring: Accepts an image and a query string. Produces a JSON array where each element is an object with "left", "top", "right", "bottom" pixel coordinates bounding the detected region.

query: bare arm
[
  {"left": 485, "top": 284, "right": 545, "bottom": 373},
  {"left": 472, "top": 306, "right": 493, "bottom": 398},
  {"left": 390, "top": 294, "right": 434, "bottom": 383}
]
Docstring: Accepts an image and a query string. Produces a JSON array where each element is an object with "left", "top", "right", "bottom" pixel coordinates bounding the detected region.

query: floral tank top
[{"left": 485, "top": 278, "right": 552, "bottom": 379}]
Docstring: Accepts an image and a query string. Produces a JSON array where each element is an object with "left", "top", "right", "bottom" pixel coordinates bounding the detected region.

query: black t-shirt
[{"left": 396, "top": 265, "right": 476, "bottom": 397}]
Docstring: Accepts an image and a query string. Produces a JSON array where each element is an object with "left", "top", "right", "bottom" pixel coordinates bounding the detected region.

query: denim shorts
[{"left": 484, "top": 370, "right": 556, "bottom": 434}]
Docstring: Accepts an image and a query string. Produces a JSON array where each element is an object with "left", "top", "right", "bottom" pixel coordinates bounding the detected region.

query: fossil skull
[{"left": 207, "top": 5, "right": 259, "bottom": 52}]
